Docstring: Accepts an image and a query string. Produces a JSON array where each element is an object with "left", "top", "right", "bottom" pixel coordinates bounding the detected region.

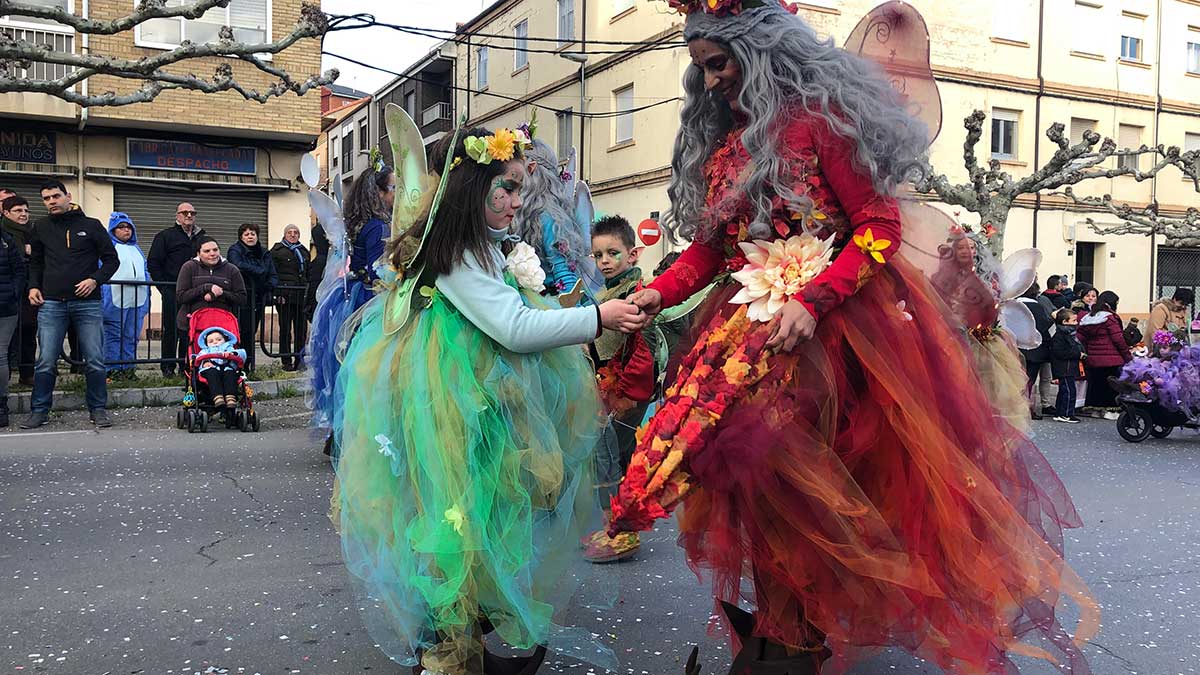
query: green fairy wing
[
  {"left": 385, "top": 103, "right": 431, "bottom": 240},
  {"left": 380, "top": 114, "right": 465, "bottom": 336}
]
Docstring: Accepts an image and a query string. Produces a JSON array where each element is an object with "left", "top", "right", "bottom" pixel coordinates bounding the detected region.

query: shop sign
[
  {"left": 127, "top": 138, "right": 257, "bottom": 175},
  {"left": 0, "top": 131, "right": 57, "bottom": 164}
]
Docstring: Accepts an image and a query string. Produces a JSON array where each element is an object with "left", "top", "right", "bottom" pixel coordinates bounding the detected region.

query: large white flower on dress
[
  {"left": 506, "top": 241, "right": 547, "bottom": 291},
  {"left": 729, "top": 233, "right": 836, "bottom": 322}
]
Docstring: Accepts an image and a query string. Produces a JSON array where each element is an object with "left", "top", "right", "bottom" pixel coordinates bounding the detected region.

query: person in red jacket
[
  {"left": 1077, "top": 290, "right": 1131, "bottom": 419},
  {"left": 584, "top": 215, "right": 656, "bottom": 563},
  {"left": 607, "top": 1, "right": 1097, "bottom": 673}
]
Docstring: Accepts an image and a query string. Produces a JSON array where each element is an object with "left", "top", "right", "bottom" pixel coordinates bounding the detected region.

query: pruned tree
[
  {"left": 0, "top": 0, "right": 338, "bottom": 106},
  {"left": 913, "top": 109, "right": 1200, "bottom": 256}
]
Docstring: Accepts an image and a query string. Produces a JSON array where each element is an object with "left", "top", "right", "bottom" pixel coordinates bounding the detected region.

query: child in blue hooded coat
[
  {"left": 196, "top": 326, "right": 246, "bottom": 409},
  {"left": 101, "top": 212, "right": 151, "bottom": 380}
]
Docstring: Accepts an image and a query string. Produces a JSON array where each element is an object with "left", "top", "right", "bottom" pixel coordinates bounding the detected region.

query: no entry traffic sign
[{"left": 638, "top": 218, "right": 662, "bottom": 246}]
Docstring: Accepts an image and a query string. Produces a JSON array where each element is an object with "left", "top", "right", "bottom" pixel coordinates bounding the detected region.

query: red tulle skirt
[{"left": 611, "top": 256, "right": 1098, "bottom": 674}]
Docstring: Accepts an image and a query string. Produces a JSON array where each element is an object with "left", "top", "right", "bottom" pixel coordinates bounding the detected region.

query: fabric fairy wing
[
  {"left": 998, "top": 248, "right": 1042, "bottom": 302},
  {"left": 845, "top": 1, "right": 943, "bottom": 144},
  {"left": 1000, "top": 300, "right": 1042, "bottom": 350},
  {"left": 570, "top": 181, "right": 606, "bottom": 297},
  {"left": 381, "top": 120, "right": 465, "bottom": 336},
  {"left": 309, "top": 189, "right": 349, "bottom": 304},
  {"left": 385, "top": 103, "right": 434, "bottom": 240}
]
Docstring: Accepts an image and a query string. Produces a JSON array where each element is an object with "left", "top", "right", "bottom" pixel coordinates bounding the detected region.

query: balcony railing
[
  {"left": 422, "top": 101, "right": 452, "bottom": 127},
  {"left": 0, "top": 25, "right": 75, "bottom": 81}
]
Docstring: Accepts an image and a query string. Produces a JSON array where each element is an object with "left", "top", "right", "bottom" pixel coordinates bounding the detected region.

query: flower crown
[
  {"left": 454, "top": 128, "right": 533, "bottom": 170},
  {"left": 666, "top": 0, "right": 787, "bottom": 17}
]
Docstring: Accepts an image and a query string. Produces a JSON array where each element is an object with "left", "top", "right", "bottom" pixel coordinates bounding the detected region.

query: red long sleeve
[
  {"left": 647, "top": 239, "right": 725, "bottom": 309},
  {"left": 794, "top": 122, "right": 902, "bottom": 321}
]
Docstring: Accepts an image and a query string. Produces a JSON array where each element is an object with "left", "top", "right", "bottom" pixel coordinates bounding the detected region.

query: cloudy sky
[{"left": 320, "top": 0, "right": 490, "bottom": 94}]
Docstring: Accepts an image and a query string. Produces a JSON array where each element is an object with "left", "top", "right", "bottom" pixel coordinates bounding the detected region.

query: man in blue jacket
[{"left": 21, "top": 180, "right": 119, "bottom": 429}]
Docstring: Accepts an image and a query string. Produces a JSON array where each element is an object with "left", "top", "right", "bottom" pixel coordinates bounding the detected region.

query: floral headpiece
[
  {"left": 365, "top": 146, "right": 386, "bottom": 174},
  {"left": 458, "top": 128, "right": 533, "bottom": 169},
  {"left": 666, "top": 0, "right": 792, "bottom": 17}
]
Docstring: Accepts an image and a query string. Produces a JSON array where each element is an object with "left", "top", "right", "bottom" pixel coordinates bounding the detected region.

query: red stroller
[{"left": 176, "top": 307, "right": 261, "bottom": 433}]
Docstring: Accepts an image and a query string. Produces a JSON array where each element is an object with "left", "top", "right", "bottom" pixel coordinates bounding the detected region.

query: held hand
[
  {"left": 211, "top": 284, "right": 223, "bottom": 298},
  {"left": 599, "top": 299, "right": 646, "bottom": 333},
  {"left": 74, "top": 278, "right": 97, "bottom": 297},
  {"left": 204, "top": 293, "right": 214, "bottom": 302},
  {"left": 626, "top": 288, "right": 663, "bottom": 316},
  {"left": 28, "top": 288, "right": 44, "bottom": 306},
  {"left": 766, "top": 299, "right": 817, "bottom": 352}
]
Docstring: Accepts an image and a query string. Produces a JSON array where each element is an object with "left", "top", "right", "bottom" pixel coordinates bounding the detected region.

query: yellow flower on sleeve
[{"left": 853, "top": 228, "right": 892, "bottom": 264}]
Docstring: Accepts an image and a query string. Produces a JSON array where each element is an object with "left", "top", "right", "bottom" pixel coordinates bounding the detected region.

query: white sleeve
[{"left": 435, "top": 249, "right": 599, "bottom": 354}]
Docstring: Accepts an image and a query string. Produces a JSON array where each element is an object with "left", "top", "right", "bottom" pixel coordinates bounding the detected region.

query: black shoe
[
  {"left": 20, "top": 411, "right": 49, "bottom": 429},
  {"left": 90, "top": 409, "right": 112, "bottom": 428},
  {"left": 1041, "top": 406, "right": 1057, "bottom": 416}
]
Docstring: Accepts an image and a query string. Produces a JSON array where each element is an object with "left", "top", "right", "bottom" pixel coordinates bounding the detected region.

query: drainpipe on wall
[
  {"left": 579, "top": 0, "right": 587, "bottom": 183},
  {"left": 1149, "top": 0, "right": 1164, "bottom": 301},
  {"left": 75, "top": 0, "right": 89, "bottom": 205},
  {"left": 1030, "top": 0, "right": 1045, "bottom": 252}
]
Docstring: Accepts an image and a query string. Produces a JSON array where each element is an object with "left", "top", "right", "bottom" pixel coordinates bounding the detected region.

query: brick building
[{"left": 0, "top": 0, "right": 323, "bottom": 257}]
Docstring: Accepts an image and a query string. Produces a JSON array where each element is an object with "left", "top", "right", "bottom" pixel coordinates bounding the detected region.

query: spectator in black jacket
[
  {"left": 2, "top": 194, "right": 37, "bottom": 385},
  {"left": 21, "top": 179, "right": 119, "bottom": 429},
  {"left": 147, "top": 202, "right": 206, "bottom": 377},
  {"left": 0, "top": 225, "right": 26, "bottom": 426},
  {"left": 1049, "top": 309, "right": 1083, "bottom": 424},
  {"left": 1017, "top": 281, "right": 1056, "bottom": 420},
  {"left": 305, "top": 215, "right": 329, "bottom": 320},
  {"left": 227, "top": 223, "right": 276, "bottom": 373},
  {"left": 269, "top": 224, "right": 308, "bottom": 371},
  {"left": 1041, "top": 274, "right": 1071, "bottom": 310}
]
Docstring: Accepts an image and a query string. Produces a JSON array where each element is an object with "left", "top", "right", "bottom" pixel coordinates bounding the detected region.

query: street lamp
[{"left": 558, "top": 52, "right": 588, "bottom": 181}]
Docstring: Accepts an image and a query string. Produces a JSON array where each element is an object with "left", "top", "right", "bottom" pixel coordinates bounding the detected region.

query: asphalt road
[{"left": 2, "top": 403, "right": 1198, "bottom": 675}]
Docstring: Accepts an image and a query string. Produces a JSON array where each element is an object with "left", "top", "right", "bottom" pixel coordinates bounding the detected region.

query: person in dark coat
[
  {"left": 226, "top": 223, "right": 276, "bottom": 373},
  {"left": 1049, "top": 309, "right": 1083, "bottom": 424},
  {"left": 22, "top": 180, "right": 119, "bottom": 429},
  {"left": 176, "top": 237, "right": 248, "bottom": 332},
  {"left": 1017, "top": 281, "right": 1055, "bottom": 420},
  {"left": 1077, "top": 290, "right": 1131, "bottom": 418},
  {"left": 1041, "top": 274, "right": 1071, "bottom": 310},
  {"left": 147, "top": 202, "right": 207, "bottom": 377},
  {"left": 269, "top": 224, "right": 309, "bottom": 371},
  {"left": 2, "top": 194, "right": 36, "bottom": 384},
  {"left": 0, "top": 225, "right": 26, "bottom": 426},
  {"left": 1123, "top": 317, "right": 1144, "bottom": 350}
]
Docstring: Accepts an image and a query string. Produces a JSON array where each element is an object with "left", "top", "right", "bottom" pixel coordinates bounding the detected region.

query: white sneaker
[{"left": 1053, "top": 416, "right": 1072, "bottom": 423}]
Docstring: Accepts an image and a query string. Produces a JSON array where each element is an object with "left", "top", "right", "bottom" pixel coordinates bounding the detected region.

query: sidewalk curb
[{"left": 4, "top": 378, "right": 309, "bottom": 414}]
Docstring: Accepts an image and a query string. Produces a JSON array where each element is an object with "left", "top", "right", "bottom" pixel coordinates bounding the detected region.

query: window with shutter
[
  {"left": 1117, "top": 124, "right": 1143, "bottom": 171},
  {"left": 557, "top": 109, "right": 573, "bottom": 161},
  {"left": 991, "top": 0, "right": 1029, "bottom": 42},
  {"left": 614, "top": 86, "right": 634, "bottom": 144},
  {"left": 558, "top": 0, "right": 575, "bottom": 44},
  {"left": 1186, "top": 133, "right": 1200, "bottom": 153},
  {"left": 137, "top": 0, "right": 270, "bottom": 49},
  {"left": 1120, "top": 13, "right": 1144, "bottom": 61},
  {"left": 1070, "top": 118, "right": 1097, "bottom": 145},
  {"left": 1072, "top": 2, "right": 1103, "bottom": 56},
  {"left": 477, "top": 46, "right": 489, "bottom": 89},
  {"left": 1188, "top": 41, "right": 1200, "bottom": 75},
  {"left": 990, "top": 108, "right": 1020, "bottom": 159}
]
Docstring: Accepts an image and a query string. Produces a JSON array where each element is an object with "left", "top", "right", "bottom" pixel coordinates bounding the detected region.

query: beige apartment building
[
  {"left": 453, "top": 0, "right": 1200, "bottom": 312},
  {"left": 1, "top": 0, "right": 321, "bottom": 256}
]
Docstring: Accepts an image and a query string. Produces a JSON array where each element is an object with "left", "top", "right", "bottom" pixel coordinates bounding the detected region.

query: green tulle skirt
[{"left": 331, "top": 282, "right": 614, "bottom": 673}]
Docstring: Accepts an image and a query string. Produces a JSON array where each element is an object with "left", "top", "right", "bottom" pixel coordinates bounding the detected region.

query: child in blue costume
[
  {"left": 196, "top": 326, "right": 246, "bottom": 410},
  {"left": 308, "top": 161, "right": 395, "bottom": 430},
  {"left": 330, "top": 124, "right": 639, "bottom": 675},
  {"left": 101, "top": 212, "right": 150, "bottom": 380}
]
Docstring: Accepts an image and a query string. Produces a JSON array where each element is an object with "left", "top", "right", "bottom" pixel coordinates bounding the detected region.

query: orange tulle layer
[{"left": 611, "top": 256, "right": 1098, "bottom": 674}]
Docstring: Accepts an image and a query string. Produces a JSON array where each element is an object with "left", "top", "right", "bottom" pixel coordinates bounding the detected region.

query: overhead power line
[{"left": 323, "top": 51, "right": 682, "bottom": 120}]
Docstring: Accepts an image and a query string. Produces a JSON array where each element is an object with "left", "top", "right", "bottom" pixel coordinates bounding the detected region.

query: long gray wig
[
  {"left": 668, "top": 3, "right": 929, "bottom": 242},
  {"left": 514, "top": 139, "right": 589, "bottom": 262}
]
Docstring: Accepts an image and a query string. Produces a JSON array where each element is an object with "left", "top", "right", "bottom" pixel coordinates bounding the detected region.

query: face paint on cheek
[{"left": 487, "top": 180, "right": 507, "bottom": 215}]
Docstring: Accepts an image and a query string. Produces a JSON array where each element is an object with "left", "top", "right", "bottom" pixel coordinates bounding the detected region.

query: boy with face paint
[{"left": 583, "top": 215, "right": 656, "bottom": 563}]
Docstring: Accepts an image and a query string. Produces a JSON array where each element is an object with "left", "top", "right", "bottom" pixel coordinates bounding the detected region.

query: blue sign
[
  {"left": 127, "top": 139, "right": 257, "bottom": 175},
  {"left": 0, "top": 131, "right": 57, "bottom": 164}
]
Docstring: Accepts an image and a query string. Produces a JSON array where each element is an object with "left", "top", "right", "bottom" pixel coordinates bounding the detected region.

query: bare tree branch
[
  {"left": 913, "top": 109, "right": 1200, "bottom": 256},
  {"left": 0, "top": 0, "right": 230, "bottom": 35},
  {"left": 1061, "top": 190, "right": 1200, "bottom": 247},
  {"left": 0, "top": 0, "right": 337, "bottom": 106}
]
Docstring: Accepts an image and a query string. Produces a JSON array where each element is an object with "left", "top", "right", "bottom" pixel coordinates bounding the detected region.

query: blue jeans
[
  {"left": 33, "top": 299, "right": 107, "bottom": 413},
  {"left": 1055, "top": 376, "right": 1077, "bottom": 419}
]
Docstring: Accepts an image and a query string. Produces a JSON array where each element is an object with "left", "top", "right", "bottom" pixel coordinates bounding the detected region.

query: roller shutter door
[
  {"left": 113, "top": 183, "right": 268, "bottom": 258},
  {"left": 0, "top": 173, "right": 63, "bottom": 220}
]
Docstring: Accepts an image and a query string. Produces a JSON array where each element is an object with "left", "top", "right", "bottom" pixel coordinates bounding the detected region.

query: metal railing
[
  {"left": 8, "top": 278, "right": 311, "bottom": 376},
  {"left": 0, "top": 25, "right": 75, "bottom": 81},
  {"left": 422, "top": 101, "right": 452, "bottom": 126}
]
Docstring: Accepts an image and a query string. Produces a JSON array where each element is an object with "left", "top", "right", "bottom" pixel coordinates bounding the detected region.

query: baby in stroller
[{"left": 196, "top": 326, "right": 246, "bottom": 410}]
